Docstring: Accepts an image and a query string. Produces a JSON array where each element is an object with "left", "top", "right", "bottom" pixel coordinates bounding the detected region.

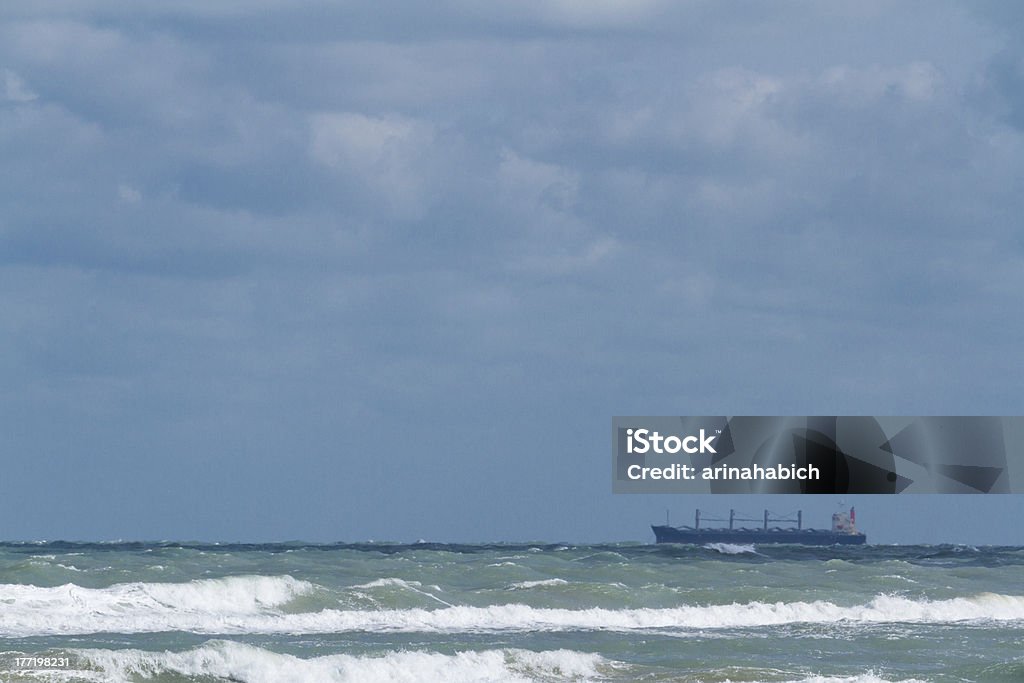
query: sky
[{"left": 1, "top": 1, "right": 1023, "bottom": 544}]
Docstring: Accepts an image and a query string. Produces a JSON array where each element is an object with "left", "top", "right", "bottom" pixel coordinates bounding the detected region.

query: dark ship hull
[{"left": 652, "top": 525, "right": 866, "bottom": 545}]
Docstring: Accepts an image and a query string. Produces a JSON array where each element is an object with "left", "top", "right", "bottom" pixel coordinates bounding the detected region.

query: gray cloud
[{"left": 1, "top": 1, "right": 1023, "bottom": 541}]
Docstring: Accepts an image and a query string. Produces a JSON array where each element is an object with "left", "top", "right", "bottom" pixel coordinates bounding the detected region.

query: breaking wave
[
  {"left": 70, "top": 641, "right": 609, "bottom": 683},
  {"left": 0, "top": 574, "right": 309, "bottom": 612},
  {"left": 18, "top": 642, "right": 926, "bottom": 683},
  {"left": 1, "top": 576, "right": 1023, "bottom": 637}
]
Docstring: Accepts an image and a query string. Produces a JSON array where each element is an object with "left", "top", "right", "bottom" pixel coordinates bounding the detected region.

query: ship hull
[{"left": 651, "top": 525, "right": 866, "bottom": 545}]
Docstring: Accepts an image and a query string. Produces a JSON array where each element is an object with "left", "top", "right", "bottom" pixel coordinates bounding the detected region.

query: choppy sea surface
[{"left": 0, "top": 541, "right": 1022, "bottom": 682}]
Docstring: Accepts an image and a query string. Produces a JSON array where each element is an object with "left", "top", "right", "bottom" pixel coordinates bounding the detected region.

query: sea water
[{"left": 0, "top": 541, "right": 1022, "bottom": 682}]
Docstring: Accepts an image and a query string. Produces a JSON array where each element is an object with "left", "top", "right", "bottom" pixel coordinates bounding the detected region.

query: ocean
[{"left": 0, "top": 541, "right": 1022, "bottom": 682}]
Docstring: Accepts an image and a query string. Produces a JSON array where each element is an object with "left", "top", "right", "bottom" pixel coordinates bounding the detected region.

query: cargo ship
[{"left": 652, "top": 507, "right": 866, "bottom": 545}]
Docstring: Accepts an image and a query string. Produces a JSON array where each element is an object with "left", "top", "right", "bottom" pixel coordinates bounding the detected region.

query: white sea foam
[
  {"left": 350, "top": 578, "right": 424, "bottom": 590},
  {"left": 506, "top": 579, "right": 570, "bottom": 590},
  {"left": 877, "top": 575, "right": 918, "bottom": 583},
  {"left": 9, "top": 644, "right": 930, "bottom": 683},
  {"left": 1, "top": 579, "right": 1023, "bottom": 637},
  {"left": 786, "top": 676, "right": 927, "bottom": 683},
  {"left": 72, "top": 641, "right": 608, "bottom": 683},
  {"left": 703, "top": 543, "right": 758, "bottom": 555},
  {"left": 349, "top": 577, "right": 453, "bottom": 606}
]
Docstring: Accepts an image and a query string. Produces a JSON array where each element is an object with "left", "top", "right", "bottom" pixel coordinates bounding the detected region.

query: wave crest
[
  {"left": 703, "top": 543, "right": 758, "bottom": 555},
  {"left": 75, "top": 641, "right": 608, "bottom": 683},
  {"left": 1, "top": 581, "right": 1022, "bottom": 636}
]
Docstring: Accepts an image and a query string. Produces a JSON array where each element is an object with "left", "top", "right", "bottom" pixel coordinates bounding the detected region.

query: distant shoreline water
[{"left": 2, "top": 539, "right": 1021, "bottom": 548}]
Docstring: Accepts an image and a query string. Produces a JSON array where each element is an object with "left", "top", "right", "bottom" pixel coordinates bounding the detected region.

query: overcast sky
[{"left": 2, "top": 1, "right": 1023, "bottom": 543}]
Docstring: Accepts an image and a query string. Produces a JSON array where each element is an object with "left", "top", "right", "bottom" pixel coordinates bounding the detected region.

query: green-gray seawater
[{"left": 1, "top": 542, "right": 1022, "bottom": 682}]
